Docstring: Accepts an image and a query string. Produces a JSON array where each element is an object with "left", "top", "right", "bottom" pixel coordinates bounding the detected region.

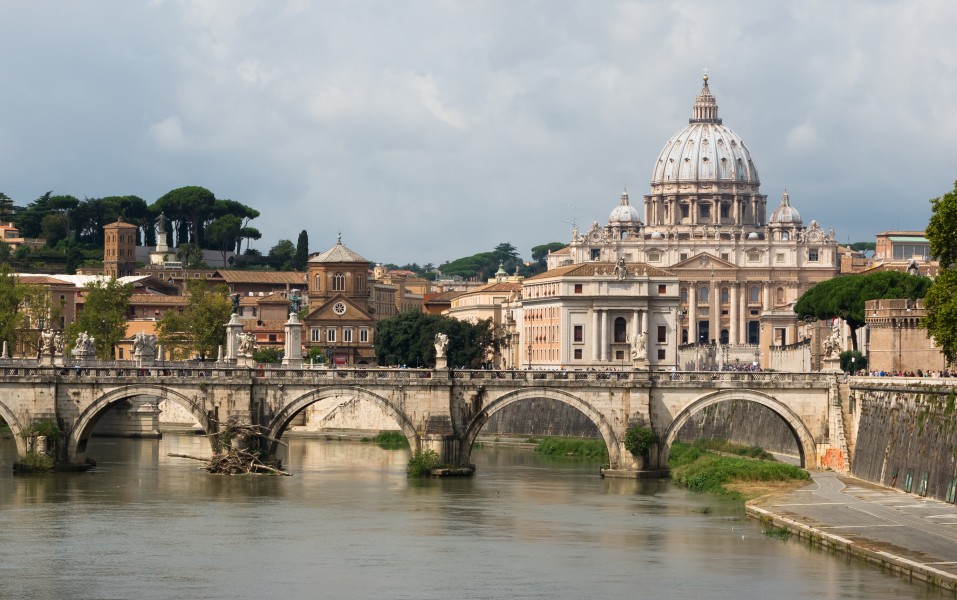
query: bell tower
[{"left": 103, "top": 218, "right": 138, "bottom": 278}]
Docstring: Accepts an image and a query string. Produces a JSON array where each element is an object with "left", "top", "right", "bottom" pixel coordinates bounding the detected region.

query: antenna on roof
[{"left": 563, "top": 204, "right": 583, "bottom": 231}]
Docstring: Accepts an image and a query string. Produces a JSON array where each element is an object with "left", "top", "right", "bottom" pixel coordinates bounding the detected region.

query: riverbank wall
[{"left": 848, "top": 379, "right": 957, "bottom": 502}]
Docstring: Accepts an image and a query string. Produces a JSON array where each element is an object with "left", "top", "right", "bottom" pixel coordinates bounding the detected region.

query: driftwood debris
[{"left": 167, "top": 422, "right": 291, "bottom": 476}]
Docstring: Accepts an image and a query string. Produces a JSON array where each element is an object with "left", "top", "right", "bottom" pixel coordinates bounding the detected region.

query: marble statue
[
  {"left": 631, "top": 331, "right": 647, "bottom": 361},
  {"left": 434, "top": 333, "right": 449, "bottom": 358}
]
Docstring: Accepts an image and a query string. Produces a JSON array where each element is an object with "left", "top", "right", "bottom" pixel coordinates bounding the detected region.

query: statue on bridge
[
  {"left": 54, "top": 331, "right": 64, "bottom": 356},
  {"left": 631, "top": 331, "right": 647, "bottom": 362},
  {"left": 237, "top": 332, "right": 256, "bottom": 357},
  {"left": 288, "top": 290, "right": 302, "bottom": 316},
  {"left": 434, "top": 333, "right": 449, "bottom": 359},
  {"left": 823, "top": 319, "right": 843, "bottom": 359},
  {"left": 231, "top": 293, "right": 240, "bottom": 315},
  {"left": 72, "top": 331, "right": 95, "bottom": 358},
  {"left": 39, "top": 329, "right": 55, "bottom": 357},
  {"left": 132, "top": 332, "right": 158, "bottom": 357}
]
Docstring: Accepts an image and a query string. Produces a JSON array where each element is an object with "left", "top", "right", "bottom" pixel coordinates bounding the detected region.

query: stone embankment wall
[
  {"left": 671, "top": 400, "right": 800, "bottom": 457},
  {"left": 850, "top": 382, "right": 957, "bottom": 502}
]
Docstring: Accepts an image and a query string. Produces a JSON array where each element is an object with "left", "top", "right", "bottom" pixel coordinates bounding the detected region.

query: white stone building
[{"left": 546, "top": 75, "right": 840, "bottom": 368}]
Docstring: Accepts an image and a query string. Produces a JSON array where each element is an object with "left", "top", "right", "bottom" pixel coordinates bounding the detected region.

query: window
[
  {"left": 809, "top": 248, "right": 819, "bottom": 262},
  {"left": 574, "top": 284, "right": 583, "bottom": 294},
  {"left": 590, "top": 248, "right": 600, "bottom": 261},
  {"left": 699, "top": 204, "right": 710, "bottom": 219},
  {"left": 573, "top": 325, "right": 583, "bottom": 343},
  {"left": 326, "top": 328, "right": 336, "bottom": 342},
  {"left": 658, "top": 284, "right": 667, "bottom": 294},
  {"left": 359, "top": 328, "right": 369, "bottom": 343},
  {"left": 314, "top": 275, "right": 322, "bottom": 290},
  {"left": 343, "top": 328, "right": 353, "bottom": 343},
  {"left": 721, "top": 253, "right": 729, "bottom": 261},
  {"left": 681, "top": 205, "right": 689, "bottom": 219},
  {"left": 776, "top": 253, "right": 785, "bottom": 264},
  {"left": 657, "top": 348, "right": 666, "bottom": 360},
  {"left": 721, "top": 288, "right": 729, "bottom": 303},
  {"left": 720, "top": 204, "right": 729, "bottom": 219},
  {"left": 680, "top": 253, "right": 688, "bottom": 262},
  {"left": 749, "top": 286, "right": 760, "bottom": 303},
  {"left": 648, "top": 252, "right": 661, "bottom": 262},
  {"left": 332, "top": 272, "right": 345, "bottom": 291},
  {"left": 699, "top": 286, "right": 709, "bottom": 303},
  {"left": 311, "top": 328, "right": 321, "bottom": 342},
  {"left": 356, "top": 278, "right": 363, "bottom": 292},
  {"left": 680, "top": 287, "right": 688, "bottom": 303},
  {"left": 747, "top": 251, "right": 761, "bottom": 263},
  {"left": 657, "top": 325, "right": 667, "bottom": 343},
  {"left": 574, "top": 348, "right": 582, "bottom": 360},
  {"left": 268, "top": 334, "right": 277, "bottom": 342},
  {"left": 614, "top": 317, "right": 627, "bottom": 343}
]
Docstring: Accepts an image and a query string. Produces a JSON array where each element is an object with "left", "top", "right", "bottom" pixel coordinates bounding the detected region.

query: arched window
[
  {"left": 614, "top": 317, "right": 627, "bottom": 343},
  {"left": 700, "top": 286, "right": 709, "bottom": 304},
  {"left": 332, "top": 272, "right": 345, "bottom": 291},
  {"left": 314, "top": 275, "right": 322, "bottom": 291}
]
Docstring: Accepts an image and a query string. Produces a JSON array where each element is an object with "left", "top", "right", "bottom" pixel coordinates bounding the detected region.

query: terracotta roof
[
  {"left": 18, "top": 275, "right": 73, "bottom": 286},
  {"left": 424, "top": 291, "right": 464, "bottom": 304},
  {"left": 245, "top": 319, "right": 288, "bottom": 331},
  {"left": 217, "top": 271, "right": 307, "bottom": 284},
  {"left": 129, "top": 294, "right": 186, "bottom": 305},
  {"left": 525, "top": 262, "right": 674, "bottom": 281},
  {"left": 308, "top": 238, "right": 369, "bottom": 264},
  {"left": 457, "top": 282, "right": 523, "bottom": 297}
]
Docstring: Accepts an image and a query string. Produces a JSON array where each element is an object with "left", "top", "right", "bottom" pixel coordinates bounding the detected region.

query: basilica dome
[
  {"left": 608, "top": 189, "right": 641, "bottom": 225},
  {"left": 651, "top": 75, "right": 759, "bottom": 186},
  {"left": 769, "top": 190, "right": 802, "bottom": 225}
]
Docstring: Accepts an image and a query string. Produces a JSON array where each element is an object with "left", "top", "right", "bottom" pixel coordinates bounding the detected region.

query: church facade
[{"left": 544, "top": 75, "right": 841, "bottom": 369}]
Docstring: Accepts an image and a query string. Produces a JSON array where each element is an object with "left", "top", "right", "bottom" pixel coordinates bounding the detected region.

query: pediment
[
  {"left": 670, "top": 252, "right": 736, "bottom": 270},
  {"left": 304, "top": 294, "right": 373, "bottom": 322}
]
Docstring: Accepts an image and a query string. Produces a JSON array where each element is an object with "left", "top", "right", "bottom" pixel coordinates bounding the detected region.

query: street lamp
[
  {"left": 527, "top": 343, "right": 532, "bottom": 370},
  {"left": 674, "top": 308, "right": 684, "bottom": 371},
  {"left": 897, "top": 319, "right": 904, "bottom": 374},
  {"left": 802, "top": 315, "right": 816, "bottom": 372}
]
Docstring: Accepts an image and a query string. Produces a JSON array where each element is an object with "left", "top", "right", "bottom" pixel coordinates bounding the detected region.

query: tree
[
  {"left": 156, "top": 280, "right": 231, "bottom": 360},
  {"left": 176, "top": 243, "right": 205, "bottom": 268},
  {"left": 794, "top": 271, "right": 931, "bottom": 350},
  {"left": 65, "top": 277, "right": 133, "bottom": 359},
  {"left": 374, "top": 311, "right": 500, "bottom": 368},
  {"left": 848, "top": 242, "right": 876, "bottom": 256},
  {"left": 207, "top": 215, "right": 242, "bottom": 266},
  {"left": 0, "top": 264, "right": 29, "bottom": 353},
  {"left": 293, "top": 230, "right": 309, "bottom": 271},
  {"left": 268, "top": 239, "right": 296, "bottom": 271},
  {"left": 152, "top": 186, "right": 216, "bottom": 248}
]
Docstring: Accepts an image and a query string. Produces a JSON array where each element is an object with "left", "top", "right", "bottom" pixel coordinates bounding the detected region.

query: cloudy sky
[{"left": 0, "top": 1, "right": 953, "bottom": 266}]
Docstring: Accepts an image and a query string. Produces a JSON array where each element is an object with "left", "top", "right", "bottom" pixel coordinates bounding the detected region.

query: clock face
[{"left": 333, "top": 302, "right": 347, "bottom": 315}]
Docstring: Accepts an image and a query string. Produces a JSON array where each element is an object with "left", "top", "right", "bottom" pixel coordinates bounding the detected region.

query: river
[{"left": 0, "top": 434, "right": 948, "bottom": 600}]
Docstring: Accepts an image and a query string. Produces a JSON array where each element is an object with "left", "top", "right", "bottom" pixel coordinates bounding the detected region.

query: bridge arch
[
  {"left": 0, "top": 399, "right": 27, "bottom": 458},
  {"left": 460, "top": 388, "right": 621, "bottom": 468},
  {"left": 68, "top": 386, "right": 214, "bottom": 464},
  {"left": 266, "top": 386, "right": 419, "bottom": 455},
  {"left": 661, "top": 389, "right": 817, "bottom": 468}
]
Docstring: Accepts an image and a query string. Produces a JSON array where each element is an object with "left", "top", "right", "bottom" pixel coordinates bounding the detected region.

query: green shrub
[
  {"left": 624, "top": 426, "right": 657, "bottom": 456},
  {"left": 17, "top": 451, "right": 55, "bottom": 473},
  {"left": 252, "top": 347, "right": 282, "bottom": 364},
  {"left": 668, "top": 442, "right": 808, "bottom": 499},
  {"left": 407, "top": 449, "right": 441, "bottom": 477},
  {"left": 535, "top": 436, "right": 608, "bottom": 460},
  {"left": 946, "top": 392, "right": 955, "bottom": 415},
  {"left": 373, "top": 430, "right": 410, "bottom": 449},
  {"left": 22, "top": 420, "right": 60, "bottom": 443}
]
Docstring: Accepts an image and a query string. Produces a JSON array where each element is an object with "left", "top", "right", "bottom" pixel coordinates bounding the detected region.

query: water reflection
[{"left": 0, "top": 435, "right": 948, "bottom": 600}]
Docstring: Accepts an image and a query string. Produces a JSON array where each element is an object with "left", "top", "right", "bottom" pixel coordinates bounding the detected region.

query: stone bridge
[{"left": 0, "top": 363, "right": 846, "bottom": 477}]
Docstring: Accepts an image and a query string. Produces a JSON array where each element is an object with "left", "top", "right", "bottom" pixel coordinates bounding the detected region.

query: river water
[{"left": 0, "top": 435, "right": 947, "bottom": 600}]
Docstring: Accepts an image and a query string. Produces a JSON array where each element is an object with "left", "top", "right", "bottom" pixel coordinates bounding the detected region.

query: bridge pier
[{"left": 600, "top": 442, "right": 669, "bottom": 479}]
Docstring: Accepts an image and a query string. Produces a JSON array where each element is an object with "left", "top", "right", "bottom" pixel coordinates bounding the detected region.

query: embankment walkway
[{"left": 748, "top": 471, "right": 957, "bottom": 592}]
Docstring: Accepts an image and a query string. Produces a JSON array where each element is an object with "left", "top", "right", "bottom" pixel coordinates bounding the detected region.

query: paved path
[{"left": 748, "top": 471, "right": 957, "bottom": 590}]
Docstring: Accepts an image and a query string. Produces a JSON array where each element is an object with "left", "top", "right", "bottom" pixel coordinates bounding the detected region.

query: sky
[{"left": 0, "top": 0, "right": 954, "bottom": 266}]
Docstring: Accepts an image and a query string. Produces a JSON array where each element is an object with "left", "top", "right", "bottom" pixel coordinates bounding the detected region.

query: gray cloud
[{"left": 0, "top": 0, "right": 951, "bottom": 264}]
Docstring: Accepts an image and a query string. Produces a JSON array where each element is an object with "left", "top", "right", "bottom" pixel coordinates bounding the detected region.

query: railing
[{"left": 0, "top": 360, "right": 841, "bottom": 385}]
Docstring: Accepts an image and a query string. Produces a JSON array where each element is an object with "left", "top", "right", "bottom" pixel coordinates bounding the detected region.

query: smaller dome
[
  {"left": 650, "top": 231, "right": 663, "bottom": 239},
  {"left": 609, "top": 189, "right": 642, "bottom": 225},
  {"left": 769, "top": 190, "right": 802, "bottom": 225},
  {"left": 747, "top": 232, "right": 759, "bottom": 240}
]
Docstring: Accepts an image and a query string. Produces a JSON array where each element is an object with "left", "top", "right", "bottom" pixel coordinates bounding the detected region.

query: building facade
[
  {"left": 546, "top": 75, "right": 841, "bottom": 368},
  {"left": 303, "top": 235, "right": 375, "bottom": 365}
]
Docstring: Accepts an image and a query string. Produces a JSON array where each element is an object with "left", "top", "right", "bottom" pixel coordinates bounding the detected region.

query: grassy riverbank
[
  {"left": 534, "top": 436, "right": 608, "bottom": 460},
  {"left": 669, "top": 440, "right": 810, "bottom": 501}
]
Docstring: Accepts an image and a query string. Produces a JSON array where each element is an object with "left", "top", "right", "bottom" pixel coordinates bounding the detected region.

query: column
[
  {"left": 763, "top": 283, "right": 771, "bottom": 311},
  {"left": 600, "top": 310, "right": 608, "bottom": 362},
  {"left": 632, "top": 310, "right": 640, "bottom": 346},
  {"left": 729, "top": 282, "right": 738, "bottom": 345},
  {"left": 710, "top": 279, "right": 720, "bottom": 344},
  {"left": 592, "top": 309, "right": 600, "bottom": 361},
  {"left": 688, "top": 284, "right": 697, "bottom": 344}
]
